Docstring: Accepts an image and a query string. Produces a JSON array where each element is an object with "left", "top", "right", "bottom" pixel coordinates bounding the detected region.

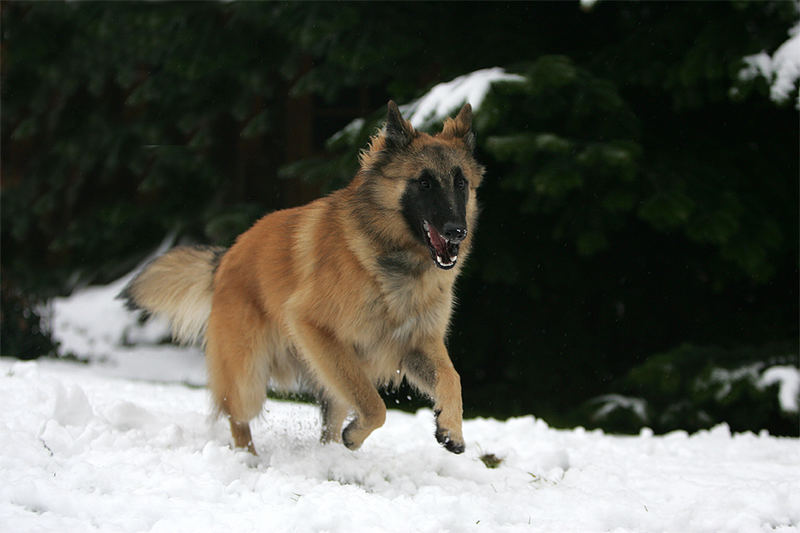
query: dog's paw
[
  {"left": 434, "top": 410, "right": 465, "bottom": 454},
  {"left": 435, "top": 427, "right": 465, "bottom": 454},
  {"left": 341, "top": 421, "right": 362, "bottom": 450}
]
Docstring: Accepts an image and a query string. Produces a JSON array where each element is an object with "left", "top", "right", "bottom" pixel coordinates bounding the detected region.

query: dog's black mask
[{"left": 401, "top": 167, "right": 469, "bottom": 270}]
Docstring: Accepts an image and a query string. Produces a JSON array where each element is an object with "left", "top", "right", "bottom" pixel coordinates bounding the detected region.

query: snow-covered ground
[{"left": 2, "top": 358, "right": 799, "bottom": 533}]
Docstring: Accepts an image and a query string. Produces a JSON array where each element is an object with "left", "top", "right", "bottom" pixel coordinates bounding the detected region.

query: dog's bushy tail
[{"left": 120, "top": 245, "right": 225, "bottom": 345}]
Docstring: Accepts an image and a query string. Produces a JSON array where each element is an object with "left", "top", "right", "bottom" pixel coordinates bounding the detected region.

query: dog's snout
[{"left": 442, "top": 222, "right": 467, "bottom": 243}]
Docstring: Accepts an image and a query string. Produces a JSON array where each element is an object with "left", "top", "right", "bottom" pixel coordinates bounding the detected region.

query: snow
[
  {"left": 10, "top": 251, "right": 800, "bottom": 532},
  {"left": 700, "top": 362, "right": 800, "bottom": 415},
  {"left": 740, "top": 21, "right": 800, "bottom": 107},
  {"left": 332, "top": 67, "right": 525, "bottom": 141},
  {"left": 1, "top": 358, "right": 799, "bottom": 533},
  {"left": 759, "top": 366, "right": 800, "bottom": 413},
  {"left": 707, "top": 363, "right": 763, "bottom": 401},
  {"left": 327, "top": 117, "right": 365, "bottom": 145},
  {"left": 590, "top": 394, "right": 648, "bottom": 422},
  {"left": 401, "top": 67, "right": 525, "bottom": 129}
]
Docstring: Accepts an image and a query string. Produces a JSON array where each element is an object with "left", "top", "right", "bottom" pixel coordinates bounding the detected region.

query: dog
[{"left": 121, "top": 101, "right": 484, "bottom": 454}]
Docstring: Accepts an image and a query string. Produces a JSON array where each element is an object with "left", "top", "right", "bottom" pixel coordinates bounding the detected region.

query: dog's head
[{"left": 358, "top": 101, "right": 485, "bottom": 270}]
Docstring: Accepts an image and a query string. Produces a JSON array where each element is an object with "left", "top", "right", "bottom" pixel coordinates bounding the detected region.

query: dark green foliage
[
  {"left": 480, "top": 56, "right": 642, "bottom": 260},
  {"left": 0, "top": 284, "right": 56, "bottom": 358},
  {"left": 577, "top": 342, "right": 799, "bottom": 435},
  {"left": 1, "top": 2, "right": 797, "bottom": 434},
  {"left": 2, "top": 3, "right": 291, "bottom": 357}
]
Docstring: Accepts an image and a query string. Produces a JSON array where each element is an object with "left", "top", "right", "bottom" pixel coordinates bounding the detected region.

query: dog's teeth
[
  {"left": 436, "top": 254, "right": 455, "bottom": 267},
  {"left": 450, "top": 256, "right": 457, "bottom": 262}
]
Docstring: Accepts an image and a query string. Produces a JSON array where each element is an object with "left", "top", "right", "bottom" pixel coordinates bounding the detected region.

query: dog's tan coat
[{"left": 124, "top": 103, "right": 483, "bottom": 453}]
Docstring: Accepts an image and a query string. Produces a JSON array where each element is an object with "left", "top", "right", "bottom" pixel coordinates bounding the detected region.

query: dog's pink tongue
[{"left": 428, "top": 225, "right": 448, "bottom": 256}]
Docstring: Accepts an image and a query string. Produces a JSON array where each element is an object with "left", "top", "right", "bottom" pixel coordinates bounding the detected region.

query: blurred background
[{"left": 2, "top": 2, "right": 798, "bottom": 435}]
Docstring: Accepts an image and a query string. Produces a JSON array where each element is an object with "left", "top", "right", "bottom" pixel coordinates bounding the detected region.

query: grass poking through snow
[{"left": 479, "top": 452, "right": 503, "bottom": 469}]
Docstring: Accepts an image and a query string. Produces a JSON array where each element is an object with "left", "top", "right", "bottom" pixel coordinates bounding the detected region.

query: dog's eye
[
  {"left": 417, "top": 173, "right": 432, "bottom": 190},
  {"left": 453, "top": 167, "right": 467, "bottom": 191}
]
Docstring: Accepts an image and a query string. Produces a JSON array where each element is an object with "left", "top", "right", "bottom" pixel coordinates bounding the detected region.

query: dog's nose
[{"left": 442, "top": 223, "right": 467, "bottom": 243}]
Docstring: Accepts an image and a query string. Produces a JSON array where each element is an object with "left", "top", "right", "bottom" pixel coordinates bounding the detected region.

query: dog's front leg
[
  {"left": 403, "top": 342, "right": 465, "bottom": 454},
  {"left": 291, "top": 319, "right": 386, "bottom": 450}
]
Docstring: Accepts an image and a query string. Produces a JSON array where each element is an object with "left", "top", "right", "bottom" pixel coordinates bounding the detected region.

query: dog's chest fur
[
  {"left": 339, "top": 254, "right": 454, "bottom": 385},
  {"left": 371, "top": 251, "right": 455, "bottom": 344}
]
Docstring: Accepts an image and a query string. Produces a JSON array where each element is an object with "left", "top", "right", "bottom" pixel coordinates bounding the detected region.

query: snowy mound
[{"left": 2, "top": 359, "right": 798, "bottom": 533}]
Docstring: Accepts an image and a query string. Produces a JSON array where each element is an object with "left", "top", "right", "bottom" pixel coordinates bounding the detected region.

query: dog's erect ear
[
  {"left": 384, "top": 100, "right": 415, "bottom": 150},
  {"left": 441, "top": 103, "right": 476, "bottom": 152}
]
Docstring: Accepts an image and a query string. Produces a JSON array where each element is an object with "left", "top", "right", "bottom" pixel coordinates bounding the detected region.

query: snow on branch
[
  {"left": 758, "top": 366, "right": 800, "bottom": 414},
  {"left": 740, "top": 21, "right": 800, "bottom": 108},
  {"left": 329, "top": 67, "right": 525, "bottom": 146},
  {"left": 400, "top": 67, "right": 525, "bottom": 129}
]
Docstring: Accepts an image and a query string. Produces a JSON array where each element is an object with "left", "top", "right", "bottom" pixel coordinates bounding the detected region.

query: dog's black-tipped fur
[
  {"left": 117, "top": 283, "right": 140, "bottom": 311},
  {"left": 116, "top": 244, "right": 226, "bottom": 313}
]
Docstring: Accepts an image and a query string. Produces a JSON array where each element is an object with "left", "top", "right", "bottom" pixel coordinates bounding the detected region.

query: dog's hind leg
[
  {"left": 402, "top": 342, "right": 465, "bottom": 454},
  {"left": 320, "top": 396, "right": 349, "bottom": 444},
  {"left": 206, "top": 297, "right": 269, "bottom": 455},
  {"left": 229, "top": 420, "right": 256, "bottom": 455}
]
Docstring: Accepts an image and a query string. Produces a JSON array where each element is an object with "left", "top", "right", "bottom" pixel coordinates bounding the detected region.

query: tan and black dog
[{"left": 122, "top": 101, "right": 484, "bottom": 454}]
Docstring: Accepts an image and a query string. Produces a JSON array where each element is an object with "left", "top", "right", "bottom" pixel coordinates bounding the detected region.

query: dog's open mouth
[{"left": 423, "top": 220, "right": 459, "bottom": 270}]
